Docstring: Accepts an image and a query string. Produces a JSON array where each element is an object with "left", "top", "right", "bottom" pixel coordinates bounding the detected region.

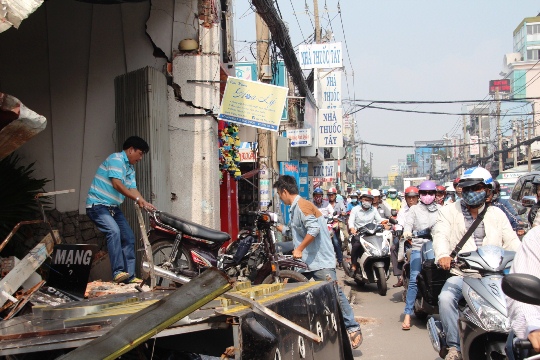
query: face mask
[
  {"left": 462, "top": 190, "right": 487, "bottom": 207},
  {"left": 361, "top": 201, "right": 371, "bottom": 210},
  {"left": 351, "top": 199, "right": 358, "bottom": 204},
  {"left": 388, "top": 193, "right": 397, "bottom": 199},
  {"left": 420, "top": 194, "right": 435, "bottom": 205}
]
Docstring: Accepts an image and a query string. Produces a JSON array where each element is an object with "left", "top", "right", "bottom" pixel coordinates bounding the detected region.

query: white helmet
[
  {"left": 445, "top": 184, "right": 456, "bottom": 192},
  {"left": 371, "top": 189, "right": 381, "bottom": 197},
  {"left": 388, "top": 188, "right": 397, "bottom": 193},
  {"left": 459, "top": 166, "right": 493, "bottom": 188}
]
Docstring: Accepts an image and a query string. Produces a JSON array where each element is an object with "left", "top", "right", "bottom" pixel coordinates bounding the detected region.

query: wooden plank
[{"left": 0, "top": 231, "right": 60, "bottom": 308}]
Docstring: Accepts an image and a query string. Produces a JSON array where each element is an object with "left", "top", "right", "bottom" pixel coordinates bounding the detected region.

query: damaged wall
[{"left": 0, "top": 0, "right": 166, "bottom": 214}]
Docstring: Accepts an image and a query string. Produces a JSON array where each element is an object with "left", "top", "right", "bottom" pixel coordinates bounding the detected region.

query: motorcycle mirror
[
  {"left": 502, "top": 273, "right": 540, "bottom": 305},
  {"left": 517, "top": 207, "right": 527, "bottom": 216},
  {"left": 391, "top": 209, "right": 398, "bottom": 216},
  {"left": 388, "top": 218, "right": 398, "bottom": 225},
  {"left": 333, "top": 210, "right": 338, "bottom": 216},
  {"left": 521, "top": 196, "right": 536, "bottom": 208}
]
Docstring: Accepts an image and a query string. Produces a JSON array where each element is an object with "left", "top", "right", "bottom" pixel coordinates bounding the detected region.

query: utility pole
[
  {"left": 529, "top": 116, "right": 533, "bottom": 172},
  {"left": 313, "top": 0, "right": 321, "bottom": 43},
  {"left": 256, "top": 13, "right": 273, "bottom": 210},
  {"left": 463, "top": 113, "right": 468, "bottom": 166},
  {"left": 496, "top": 89, "right": 503, "bottom": 173},
  {"left": 512, "top": 120, "right": 518, "bottom": 168},
  {"left": 360, "top": 142, "right": 364, "bottom": 187},
  {"left": 369, "top": 152, "right": 373, "bottom": 188}
]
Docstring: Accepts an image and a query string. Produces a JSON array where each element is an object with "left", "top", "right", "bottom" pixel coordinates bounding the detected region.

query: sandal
[
  {"left": 348, "top": 330, "right": 363, "bottom": 349},
  {"left": 401, "top": 322, "right": 411, "bottom": 331}
]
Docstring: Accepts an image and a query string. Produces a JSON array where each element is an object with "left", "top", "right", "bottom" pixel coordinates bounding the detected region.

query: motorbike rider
[
  {"left": 327, "top": 187, "right": 347, "bottom": 268},
  {"left": 401, "top": 180, "right": 441, "bottom": 330},
  {"left": 507, "top": 225, "right": 540, "bottom": 354},
  {"left": 445, "top": 184, "right": 456, "bottom": 204},
  {"left": 435, "top": 185, "right": 446, "bottom": 206},
  {"left": 348, "top": 191, "right": 387, "bottom": 272},
  {"left": 528, "top": 176, "right": 540, "bottom": 227},
  {"left": 386, "top": 188, "right": 402, "bottom": 211},
  {"left": 372, "top": 189, "right": 392, "bottom": 219},
  {"left": 453, "top": 177, "right": 462, "bottom": 199},
  {"left": 391, "top": 186, "right": 419, "bottom": 288},
  {"left": 490, "top": 180, "right": 525, "bottom": 236},
  {"left": 346, "top": 191, "right": 360, "bottom": 212},
  {"left": 433, "top": 166, "right": 520, "bottom": 360},
  {"left": 312, "top": 187, "right": 332, "bottom": 218}
]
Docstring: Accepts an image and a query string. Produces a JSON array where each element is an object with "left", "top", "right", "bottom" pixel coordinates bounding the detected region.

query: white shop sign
[
  {"left": 287, "top": 129, "right": 312, "bottom": 147},
  {"left": 318, "top": 108, "right": 343, "bottom": 148},
  {"left": 298, "top": 42, "right": 343, "bottom": 69},
  {"left": 318, "top": 70, "right": 342, "bottom": 109},
  {"left": 312, "top": 161, "right": 337, "bottom": 182}
]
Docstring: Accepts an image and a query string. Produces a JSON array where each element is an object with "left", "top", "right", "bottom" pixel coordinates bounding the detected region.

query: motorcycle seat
[{"left": 159, "top": 212, "right": 231, "bottom": 243}]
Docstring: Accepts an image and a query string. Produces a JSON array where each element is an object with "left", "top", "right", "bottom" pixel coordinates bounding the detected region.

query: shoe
[
  {"left": 348, "top": 330, "right": 363, "bottom": 349},
  {"left": 113, "top": 272, "right": 130, "bottom": 283},
  {"left": 393, "top": 278, "right": 404, "bottom": 288},
  {"left": 337, "top": 262, "right": 343, "bottom": 269},
  {"left": 401, "top": 322, "right": 410, "bottom": 330},
  {"left": 128, "top": 277, "right": 143, "bottom": 284},
  {"left": 445, "top": 347, "right": 462, "bottom": 360}
]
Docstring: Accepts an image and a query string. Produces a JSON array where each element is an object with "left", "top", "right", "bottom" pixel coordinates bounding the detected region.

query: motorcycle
[
  {"left": 217, "top": 210, "right": 309, "bottom": 284},
  {"left": 141, "top": 210, "right": 232, "bottom": 287},
  {"left": 502, "top": 273, "right": 540, "bottom": 360},
  {"left": 401, "top": 229, "right": 436, "bottom": 319},
  {"left": 343, "top": 222, "right": 392, "bottom": 296},
  {"left": 427, "top": 245, "right": 515, "bottom": 360}
]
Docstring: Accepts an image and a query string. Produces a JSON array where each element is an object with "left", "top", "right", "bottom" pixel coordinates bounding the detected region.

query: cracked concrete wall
[{"left": 169, "top": 53, "right": 221, "bottom": 228}]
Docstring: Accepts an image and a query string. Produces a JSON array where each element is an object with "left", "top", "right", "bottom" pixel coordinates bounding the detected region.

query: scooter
[
  {"left": 343, "top": 222, "right": 392, "bottom": 296},
  {"left": 502, "top": 273, "right": 540, "bottom": 360},
  {"left": 427, "top": 245, "right": 515, "bottom": 360}
]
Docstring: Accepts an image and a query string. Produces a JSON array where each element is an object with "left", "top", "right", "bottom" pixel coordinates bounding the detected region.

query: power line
[
  {"left": 345, "top": 97, "right": 540, "bottom": 104},
  {"left": 347, "top": 103, "right": 534, "bottom": 116}
]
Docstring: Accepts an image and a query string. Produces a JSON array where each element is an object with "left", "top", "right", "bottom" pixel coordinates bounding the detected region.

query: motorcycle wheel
[
  {"left": 262, "top": 270, "right": 308, "bottom": 284},
  {"left": 376, "top": 267, "right": 387, "bottom": 296},
  {"left": 142, "top": 239, "right": 194, "bottom": 287},
  {"left": 413, "top": 309, "right": 428, "bottom": 320}
]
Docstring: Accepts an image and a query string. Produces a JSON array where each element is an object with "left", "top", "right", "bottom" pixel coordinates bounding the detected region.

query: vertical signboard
[
  {"left": 318, "top": 108, "right": 343, "bottom": 147},
  {"left": 259, "top": 162, "right": 271, "bottom": 209},
  {"left": 318, "top": 70, "right": 342, "bottom": 109},
  {"left": 470, "top": 135, "right": 479, "bottom": 156},
  {"left": 279, "top": 161, "right": 300, "bottom": 224}
]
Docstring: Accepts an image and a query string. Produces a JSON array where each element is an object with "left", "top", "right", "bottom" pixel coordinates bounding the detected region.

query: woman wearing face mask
[{"left": 401, "top": 180, "right": 441, "bottom": 330}]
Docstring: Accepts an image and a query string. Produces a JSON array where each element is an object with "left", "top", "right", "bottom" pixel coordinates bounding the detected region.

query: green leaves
[{"left": 0, "top": 154, "right": 50, "bottom": 249}]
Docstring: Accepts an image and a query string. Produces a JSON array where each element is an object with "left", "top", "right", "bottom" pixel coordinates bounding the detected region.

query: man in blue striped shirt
[{"left": 86, "top": 136, "right": 155, "bottom": 284}]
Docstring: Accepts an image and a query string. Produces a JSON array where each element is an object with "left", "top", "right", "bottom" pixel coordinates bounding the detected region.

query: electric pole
[
  {"left": 369, "top": 152, "right": 373, "bottom": 188},
  {"left": 496, "top": 89, "right": 503, "bottom": 173},
  {"left": 463, "top": 113, "right": 468, "bottom": 166},
  {"left": 512, "top": 120, "right": 518, "bottom": 168},
  {"left": 529, "top": 116, "right": 533, "bottom": 172},
  {"left": 256, "top": 13, "right": 273, "bottom": 210}
]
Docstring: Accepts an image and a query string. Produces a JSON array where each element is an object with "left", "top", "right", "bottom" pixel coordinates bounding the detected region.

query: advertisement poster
[
  {"left": 218, "top": 77, "right": 288, "bottom": 131},
  {"left": 279, "top": 160, "right": 300, "bottom": 224}
]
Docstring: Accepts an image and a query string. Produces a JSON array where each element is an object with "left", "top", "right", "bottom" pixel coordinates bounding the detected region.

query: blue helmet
[{"left": 313, "top": 187, "right": 324, "bottom": 195}]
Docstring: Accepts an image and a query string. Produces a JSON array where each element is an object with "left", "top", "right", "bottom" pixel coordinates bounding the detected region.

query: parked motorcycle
[
  {"left": 502, "top": 273, "right": 540, "bottom": 360},
  {"left": 343, "top": 222, "right": 392, "bottom": 296},
  {"left": 217, "top": 210, "right": 309, "bottom": 284},
  {"left": 141, "top": 210, "right": 231, "bottom": 287},
  {"left": 427, "top": 245, "right": 515, "bottom": 360}
]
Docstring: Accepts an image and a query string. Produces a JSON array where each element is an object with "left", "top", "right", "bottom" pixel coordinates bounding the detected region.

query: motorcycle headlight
[
  {"left": 360, "top": 239, "right": 380, "bottom": 256},
  {"left": 466, "top": 287, "right": 510, "bottom": 332}
]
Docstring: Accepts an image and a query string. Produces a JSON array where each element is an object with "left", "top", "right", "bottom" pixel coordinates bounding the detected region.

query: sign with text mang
[
  {"left": 318, "top": 108, "right": 343, "bottom": 147},
  {"left": 298, "top": 42, "right": 343, "bottom": 69},
  {"left": 218, "top": 77, "right": 288, "bottom": 131}
]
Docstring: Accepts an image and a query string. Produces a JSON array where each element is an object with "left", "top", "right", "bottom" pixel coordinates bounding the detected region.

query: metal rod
[
  {"left": 135, "top": 207, "right": 155, "bottom": 288},
  {"left": 142, "top": 262, "right": 191, "bottom": 285},
  {"left": 0, "top": 220, "right": 43, "bottom": 253}
]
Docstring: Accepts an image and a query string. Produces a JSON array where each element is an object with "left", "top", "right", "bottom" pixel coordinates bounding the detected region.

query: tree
[{"left": 372, "top": 178, "right": 382, "bottom": 189}]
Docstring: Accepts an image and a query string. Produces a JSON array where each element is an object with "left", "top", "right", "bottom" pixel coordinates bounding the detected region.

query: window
[
  {"left": 511, "top": 177, "right": 524, "bottom": 200},
  {"left": 527, "top": 49, "right": 540, "bottom": 61},
  {"left": 527, "top": 24, "right": 540, "bottom": 35},
  {"left": 522, "top": 180, "right": 535, "bottom": 198}
]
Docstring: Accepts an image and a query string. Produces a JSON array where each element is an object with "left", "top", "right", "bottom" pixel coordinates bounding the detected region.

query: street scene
[{"left": 2, "top": 0, "right": 540, "bottom": 359}]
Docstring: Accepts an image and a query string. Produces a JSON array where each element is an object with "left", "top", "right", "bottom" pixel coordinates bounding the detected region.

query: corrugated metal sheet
[{"left": 114, "top": 67, "right": 170, "bottom": 273}]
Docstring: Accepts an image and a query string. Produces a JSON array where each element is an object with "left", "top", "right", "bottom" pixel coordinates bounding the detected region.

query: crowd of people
[
  {"left": 273, "top": 166, "right": 539, "bottom": 359},
  {"left": 85, "top": 138, "right": 540, "bottom": 357}
]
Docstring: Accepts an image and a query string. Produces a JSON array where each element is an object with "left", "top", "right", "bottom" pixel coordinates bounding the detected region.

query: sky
[{"left": 233, "top": 1, "right": 540, "bottom": 177}]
